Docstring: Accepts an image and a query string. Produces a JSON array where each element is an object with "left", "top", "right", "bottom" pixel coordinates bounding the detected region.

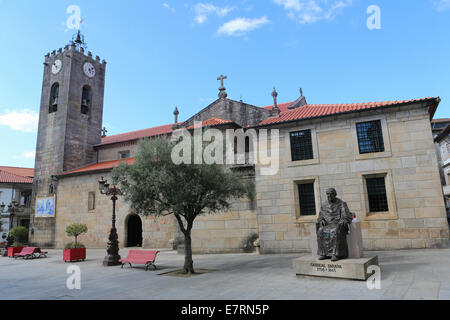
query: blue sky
[{"left": 0, "top": 0, "right": 449, "bottom": 168}]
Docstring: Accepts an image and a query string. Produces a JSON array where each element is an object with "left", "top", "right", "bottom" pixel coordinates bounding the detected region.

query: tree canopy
[
  {"left": 65, "top": 223, "right": 88, "bottom": 247},
  {"left": 112, "top": 137, "right": 251, "bottom": 273}
]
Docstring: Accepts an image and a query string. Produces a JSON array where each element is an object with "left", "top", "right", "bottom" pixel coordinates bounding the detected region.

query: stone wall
[
  {"left": 53, "top": 172, "right": 174, "bottom": 249},
  {"left": 54, "top": 172, "right": 257, "bottom": 253},
  {"left": 190, "top": 184, "right": 258, "bottom": 254},
  {"left": 256, "top": 102, "right": 449, "bottom": 253},
  {"left": 97, "top": 141, "right": 138, "bottom": 162},
  {"left": 182, "top": 98, "right": 273, "bottom": 128}
]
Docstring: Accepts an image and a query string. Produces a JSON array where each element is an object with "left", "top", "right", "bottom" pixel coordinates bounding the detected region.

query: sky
[{"left": 0, "top": 0, "right": 449, "bottom": 168}]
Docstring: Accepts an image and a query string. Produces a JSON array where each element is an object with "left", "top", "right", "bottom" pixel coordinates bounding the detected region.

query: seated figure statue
[{"left": 316, "top": 188, "right": 352, "bottom": 262}]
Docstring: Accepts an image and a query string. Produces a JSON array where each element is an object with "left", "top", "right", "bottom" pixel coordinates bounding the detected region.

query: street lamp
[
  {"left": 0, "top": 200, "right": 25, "bottom": 247},
  {"left": 98, "top": 176, "right": 122, "bottom": 266}
]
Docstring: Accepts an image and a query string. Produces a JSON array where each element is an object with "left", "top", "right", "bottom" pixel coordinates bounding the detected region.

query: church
[{"left": 29, "top": 34, "right": 449, "bottom": 253}]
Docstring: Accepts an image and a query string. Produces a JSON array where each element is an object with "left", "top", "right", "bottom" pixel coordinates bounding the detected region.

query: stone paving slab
[{"left": 0, "top": 248, "right": 449, "bottom": 300}]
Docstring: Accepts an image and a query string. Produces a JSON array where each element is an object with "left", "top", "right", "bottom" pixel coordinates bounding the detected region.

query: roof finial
[
  {"left": 172, "top": 107, "right": 180, "bottom": 130},
  {"left": 101, "top": 127, "right": 108, "bottom": 138},
  {"left": 272, "top": 87, "right": 280, "bottom": 115},
  {"left": 217, "top": 75, "right": 228, "bottom": 99},
  {"left": 173, "top": 106, "right": 179, "bottom": 123},
  {"left": 288, "top": 87, "right": 307, "bottom": 109}
]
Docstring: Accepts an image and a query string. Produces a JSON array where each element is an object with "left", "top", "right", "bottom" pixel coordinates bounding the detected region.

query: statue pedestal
[
  {"left": 296, "top": 222, "right": 378, "bottom": 280},
  {"left": 309, "top": 221, "right": 364, "bottom": 259},
  {"left": 293, "top": 255, "right": 379, "bottom": 281}
]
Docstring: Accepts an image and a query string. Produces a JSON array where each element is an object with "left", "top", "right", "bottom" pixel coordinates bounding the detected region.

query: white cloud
[
  {"left": 22, "top": 151, "right": 35, "bottom": 159},
  {"left": 163, "top": 3, "right": 176, "bottom": 13},
  {"left": 217, "top": 16, "right": 270, "bottom": 36},
  {"left": 274, "top": 0, "right": 353, "bottom": 24},
  {"left": 194, "top": 3, "right": 234, "bottom": 24},
  {"left": 434, "top": 0, "right": 450, "bottom": 11},
  {"left": 0, "top": 109, "right": 39, "bottom": 133}
]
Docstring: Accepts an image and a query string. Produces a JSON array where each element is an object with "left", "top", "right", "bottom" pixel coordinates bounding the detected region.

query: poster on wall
[{"left": 35, "top": 197, "right": 56, "bottom": 217}]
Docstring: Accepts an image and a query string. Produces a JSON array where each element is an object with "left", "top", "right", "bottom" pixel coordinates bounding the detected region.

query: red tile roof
[
  {"left": 99, "top": 123, "right": 178, "bottom": 147},
  {"left": 0, "top": 166, "right": 34, "bottom": 178},
  {"left": 262, "top": 101, "right": 294, "bottom": 114},
  {"left": 257, "top": 97, "right": 438, "bottom": 126},
  {"left": 56, "top": 158, "right": 135, "bottom": 177},
  {"left": 185, "top": 118, "right": 234, "bottom": 130},
  {"left": 0, "top": 169, "right": 33, "bottom": 184},
  {"left": 97, "top": 97, "right": 439, "bottom": 146}
]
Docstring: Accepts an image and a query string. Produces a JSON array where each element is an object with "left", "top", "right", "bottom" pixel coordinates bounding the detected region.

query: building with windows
[
  {"left": 434, "top": 124, "right": 450, "bottom": 217},
  {"left": 432, "top": 118, "right": 450, "bottom": 137},
  {"left": 0, "top": 166, "right": 34, "bottom": 237},
  {"left": 29, "top": 35, "right": 449, "bottom": 252}
]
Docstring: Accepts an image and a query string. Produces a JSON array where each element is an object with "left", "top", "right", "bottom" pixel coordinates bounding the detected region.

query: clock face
[
  {"left": 52, "top": 59, "right": 62, "bottom": 74},
  {"left": 83, "top": 62, "right": 96, "bottom": 78}
]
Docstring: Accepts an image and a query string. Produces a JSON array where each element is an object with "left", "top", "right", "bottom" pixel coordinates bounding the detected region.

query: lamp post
[
  {"left": 0, "top": 200, "right": 25, "bottom": 247},
  {"left": 98, "top": 177, "right": 122, "bottom": 266}
]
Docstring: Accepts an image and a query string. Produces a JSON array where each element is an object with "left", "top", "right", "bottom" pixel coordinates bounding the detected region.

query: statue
[{"left": 316, "top": 188, "right": 352, "bottom": 262}]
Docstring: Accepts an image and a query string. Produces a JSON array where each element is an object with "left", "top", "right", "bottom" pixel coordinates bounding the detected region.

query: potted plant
[
  {"left": 63, "top": 223, "right": 88, "bottom": 262},
  {"left": 7, "top": 227, "right": 27, "bottom": 257}
]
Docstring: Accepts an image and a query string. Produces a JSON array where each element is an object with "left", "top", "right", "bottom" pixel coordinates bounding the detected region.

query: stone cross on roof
[
  {"left": 217, "top": 75, "right": 228, "bottom": 99},
  {"left": 217, "top": 75, "right": 227, "bottom": 88},
  {"left": 101, "top": 127, "right": 108, "bottom": 138}
]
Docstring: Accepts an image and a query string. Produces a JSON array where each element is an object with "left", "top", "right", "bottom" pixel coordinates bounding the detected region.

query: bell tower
[{"left": 30, "top": 32, "right": 106, "bottom": 247}]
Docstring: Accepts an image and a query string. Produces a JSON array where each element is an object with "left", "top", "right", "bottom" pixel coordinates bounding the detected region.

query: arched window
[
  {"left": 49, "top": 83, "right": 59, "bottom": 113},
  {"left": 81, "top": 86, "right": 91, "bottom": 115}
]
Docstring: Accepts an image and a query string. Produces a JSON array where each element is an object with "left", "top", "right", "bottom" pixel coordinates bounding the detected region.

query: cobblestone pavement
[{"left": 1, "top": 248, "right": 449, "bottom": 300}]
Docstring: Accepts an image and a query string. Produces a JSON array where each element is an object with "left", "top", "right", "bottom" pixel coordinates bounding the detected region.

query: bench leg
[
  {"left": 145, "top": 262, "right": 157, "bottom": 271},
  {"left": 121, "top": 263, "right": 132, "bottom": 269}
]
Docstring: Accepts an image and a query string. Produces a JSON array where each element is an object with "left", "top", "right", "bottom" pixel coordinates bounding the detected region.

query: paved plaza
[{"left": 1, "top": 248, "right": 450, "bottom": 300}]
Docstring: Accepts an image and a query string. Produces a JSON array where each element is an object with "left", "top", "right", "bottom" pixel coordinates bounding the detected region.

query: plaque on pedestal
[{"left": 293, "top": 255, "right": 379, "bottom": 281}]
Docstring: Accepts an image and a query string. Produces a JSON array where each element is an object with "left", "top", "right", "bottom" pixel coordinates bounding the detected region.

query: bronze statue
[{"left": 316, "top": 188, "right": 352, "bottom": 261}]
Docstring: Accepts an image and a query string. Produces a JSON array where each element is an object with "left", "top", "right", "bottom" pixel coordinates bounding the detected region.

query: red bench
[
  {"left": 14, "top": 247, "right": 48, "bottom": 259},
  {"left": 119, "top": 250, "right": 159, "bottom": 271}
]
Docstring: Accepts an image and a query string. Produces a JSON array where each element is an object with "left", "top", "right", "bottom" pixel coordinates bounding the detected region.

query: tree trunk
[
  {"left": 183, "top": 230, "right": 194, "bottom": 274},
  {"left": 75, "top": 235, "right": 78, "bottom": 246}
]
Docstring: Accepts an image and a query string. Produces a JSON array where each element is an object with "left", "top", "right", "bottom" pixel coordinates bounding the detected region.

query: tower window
[
  {"left": 356, "top": 120, "right": 384, "bottom": 154},
  {"left": 49, "top": 83, "right": 59, "bottom": 113},
  {"left": 290, "top": 129, "right": 313, "bottom": 161},
  {"left": 81, "top": 86, "right": 91, "bottom": 115}
]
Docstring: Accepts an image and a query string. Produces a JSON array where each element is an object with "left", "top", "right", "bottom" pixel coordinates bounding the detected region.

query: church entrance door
[{"left": 126, "top": 214, "right": 143, "bottom": 247}]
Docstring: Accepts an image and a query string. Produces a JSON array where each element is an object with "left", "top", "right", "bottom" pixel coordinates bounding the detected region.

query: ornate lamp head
[{"left": 98, "top": 176, "right": 107, "bottom": 193}]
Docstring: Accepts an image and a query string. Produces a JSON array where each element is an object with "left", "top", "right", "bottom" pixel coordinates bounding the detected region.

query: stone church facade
[{"left": 29, "top": 36, "right": 449, "bottom": 253}]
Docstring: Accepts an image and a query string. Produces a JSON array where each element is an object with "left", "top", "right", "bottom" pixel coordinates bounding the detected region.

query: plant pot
[
  {"left": 8, "top": 247, "right": 24, "bottom": 258},
  {"left": 63, "top": 247, "right": 86, "bottom": 262}
]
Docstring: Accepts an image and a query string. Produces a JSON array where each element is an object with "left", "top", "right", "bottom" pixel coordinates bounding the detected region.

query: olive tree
[
  {"left": 65, "top": 223, "right": 88, "bottom": 248},
  {"left": 112, "top": 137, "right": 250, "bottom": 274}
]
